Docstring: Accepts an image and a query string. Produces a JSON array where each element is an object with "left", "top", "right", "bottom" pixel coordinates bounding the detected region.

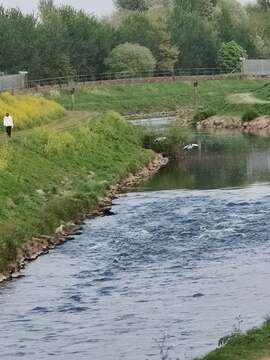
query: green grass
[
  {"left": 0, "top": 111, "right": 153, "bottom": 272},
  {"left": 51, "top": 80, "right": 270, "bottom": 117},
  {"left": 200, "top": 320, "right": 270, "bottom": 360}
]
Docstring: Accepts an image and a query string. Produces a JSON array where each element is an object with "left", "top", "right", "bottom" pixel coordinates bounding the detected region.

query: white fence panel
[{"left": 243, "top": 59, "right": 270, "bottom": 75}]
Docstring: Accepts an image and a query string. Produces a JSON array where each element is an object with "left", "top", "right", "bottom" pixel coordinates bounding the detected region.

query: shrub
[
  {"left": 192, "top": 108, "right": 216, "bottom": 127},
  {"left": 217, "top": 40, "right": 247, "bottom": 73},
  {"left": 143, "top": 125, "right": 193, "bottom": 157},
  {"left": 0, "top": 92, "right": 65, "bottom": 129},
  {"left": 105, "top": 42, "right": 156, "bottom": 76},
  {"left": 242, "top": 109, "right": 260, "bottom": 122}
]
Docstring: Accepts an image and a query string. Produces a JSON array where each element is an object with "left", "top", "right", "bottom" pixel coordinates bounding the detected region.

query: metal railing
[{"left": 26, "top": 67, "right": 237, "bottom": 89}]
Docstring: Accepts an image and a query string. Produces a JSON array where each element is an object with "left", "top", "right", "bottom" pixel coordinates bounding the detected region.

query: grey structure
[
  {"left": 0, "top": 73, "right": 28, "bottom": 91},
  {"left": 243, "top": 59, "right": 270, "bottom": 76}
]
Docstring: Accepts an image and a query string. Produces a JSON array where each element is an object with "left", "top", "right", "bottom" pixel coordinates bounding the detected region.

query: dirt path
[
  {"left": 228, "top": 93, "right": 270, "bottom": 104},
  {"left": 0, "top": 111, "right": 92, "bottom": 143}
]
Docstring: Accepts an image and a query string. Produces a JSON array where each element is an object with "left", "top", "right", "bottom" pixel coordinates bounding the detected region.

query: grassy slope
[
  {"left": 53, "top": 80, "right": 270, "bottom": 116},
  {"left": 200, "top": 321, "right": 270, "bottom": 360},
  {"left": 0, "top": 92, "right": 65, "bottom": 129},
  {"left": 0, "top": 111, "right": 153, "bottom": 271}
]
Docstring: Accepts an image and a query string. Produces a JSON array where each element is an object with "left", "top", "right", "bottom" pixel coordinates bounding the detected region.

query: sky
[
  {"left": 0, "top": 0, "right": 115, "bottom": 16},
  {"left": 0, "top": 0, "right": 255, "bottom": 16}
]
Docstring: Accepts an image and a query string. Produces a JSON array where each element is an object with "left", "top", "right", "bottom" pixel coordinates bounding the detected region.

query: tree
[
  {"left": 168, "top": 8, "right": 219, "bottom": 68},
  {"left": 257, "top": 0, "right": 270, "bottom": 10},
  {"left": 156, "top": 36, "right": 179, "bottom": 72},
  {"left": 36, "top": 5, "right": 116, "bottom": 78},
  {"left": 105, "top": 43, "right": 156, "bottom": 75},
  {"left": 217, "top": 41, "right": 247, "bottom": 72},
  {"left": 0, "top": 7, "right": 38, "bottom": 74},
  {"left": 113, "top": 0, "right": 148, "bottom": 11},
  {"left": 170, "top": 0, "right": 217, "bottom": 17},
  {"left": 116, "top": 12, "right": 164, "bottom": 57},
  {"left": 215, "top": 0, "right": 257, "bottom": 57}
]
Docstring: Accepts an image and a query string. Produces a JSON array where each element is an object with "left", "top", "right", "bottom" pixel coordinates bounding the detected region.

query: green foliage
[
  {"left": 192, "top": 107, "right": 216, "bottom": 126},
  {"left": 200, "top": 320, "right": 270, "bottom": 360},
  {"left": 241, "top": 108, "right": 260, "bottom": 122},
  {"left": 218, "top": 41, "right": 247, "bottom": 72},
  {"left": 114, "top": 0, "right": 149, "bottom": 11},
  {"left": 116, "top": 12, "right": 164, "bottom": 57},
  {"left": 0, "top": 0, "right": 268, "bottom": 79},
  {"left": 258, "top": 0, "right": 270, "bottom": 10},
  {"left": 105, "top": 43, "right": 156, "bottom": 75},
  {"left": 168, "top": 6, "right": 219, "bottom": 68},
  {"left": 0, "top": 111, "right": 152, "bottom": 272},
  {"left": 143, "top": 126, "right": 193, "bottom": 157},
  {"left": 0, "top": 7, "right": 38, "bottom": 74},
  {"left": 156, "top": 37, "right": 179, "bottom": 72},
  {"left": 215, "top": 0, "right": 257, "bottom": 57}
]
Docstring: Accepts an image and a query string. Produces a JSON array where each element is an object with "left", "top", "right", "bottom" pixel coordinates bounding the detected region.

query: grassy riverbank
[
  {"left": 200, "top": 320, "right": 270, "bottom": 360},
  {"left": 51, "top": 80, "right": 270, "bottom": 117},
  {"left": 0, "top": 111, "right": 153, "bottom": 272}
]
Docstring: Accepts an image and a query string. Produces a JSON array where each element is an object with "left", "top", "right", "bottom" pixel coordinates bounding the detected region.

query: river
[{"left": 1, "top": 134, "right": 270, "bottom": 360}]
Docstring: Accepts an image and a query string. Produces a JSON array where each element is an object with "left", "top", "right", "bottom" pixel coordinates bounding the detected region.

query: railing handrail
[{"left": 26, "top": 67, "right": 238, "bottom": 88}]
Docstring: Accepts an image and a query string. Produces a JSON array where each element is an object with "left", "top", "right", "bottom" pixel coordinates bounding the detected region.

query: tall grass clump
[
  {"left": 0, "top": 111, "right": 153, "bottom": 272},
  {"left": 0, "top": 92, "right": 65, "bottom": 129},
  {"left": 200, "top": 319, "right": 270, "bottom": 360},
  {"left": 241, "top": 108, "right": 259, "bottom": 123}
]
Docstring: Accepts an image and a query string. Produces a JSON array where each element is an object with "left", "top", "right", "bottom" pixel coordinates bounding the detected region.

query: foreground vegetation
[
  {"left": 52, "top": 80, "right": 270, "bottom": 117},
  {"left": 0, "top": 92, "right": 65, "bottom": 129},
  {"left": 0, "top": 111, "right": 152, "bottom": 272},
  {"left": 200, "top": 320, "right": 270, "bottom": 360}
]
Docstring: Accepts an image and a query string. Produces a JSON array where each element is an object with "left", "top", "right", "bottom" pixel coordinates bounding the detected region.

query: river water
[{"left": 1, "top": 134, "right": 270, "bottom": 360}]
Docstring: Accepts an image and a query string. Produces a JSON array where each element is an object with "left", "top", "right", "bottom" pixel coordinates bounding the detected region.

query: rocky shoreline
[
  {"left": 0, "top": 154, "right": 168, "bottom": 284},
  {"left": 197, "top": 116, "right": 270, "bottom": 135}
]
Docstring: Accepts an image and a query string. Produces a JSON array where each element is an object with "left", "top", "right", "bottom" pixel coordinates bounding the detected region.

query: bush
[
  {"left": 242, "top": 109, "right": 259, "bottom": 122},
  {"left": 218, "top": 40, "right": 247, "bottom": 73},
  {"left": 0, "top": 92, "right": 65, "bottom": 129},
  {"left": 105, "top": 42, "right": 156, "bottom": 76},
  {"left": 143, "top": 125, "right": 193, "bottom": 157},
  {"left": 192, "top": 108, "right": 216, "bottom": 127}
]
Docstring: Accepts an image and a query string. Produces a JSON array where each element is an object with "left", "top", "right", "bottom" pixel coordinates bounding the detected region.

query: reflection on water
[
  {"left": 1, "top": 134, "right": 270, "bottom": 360},
  {"left": 138, "top": 136, "right": 270, "bottom": 191}
]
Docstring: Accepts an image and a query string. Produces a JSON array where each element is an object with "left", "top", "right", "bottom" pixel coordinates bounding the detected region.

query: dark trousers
[{"left": 5, "top": 126, "right": 12, "bottom": 137}]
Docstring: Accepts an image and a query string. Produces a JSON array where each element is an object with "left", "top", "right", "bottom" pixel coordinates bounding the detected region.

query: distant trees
[
  {"left": 0, "top": 0, "right": 269, "bottom": 79},
  {"left": 113, "top": 0, "right": 149, "bottom": 11},
  {"left": 0, "top": 7, "right": 38, "bottom": 74},
  {"left": 34, "top": 5, "right": 116, "bottom": 78},
  {"left": 105, "top": 43, "right": 156, "bottom": 74},
  {"left": 168, "top": 2, "right": 219, "bottom": 68},
  {"left": 257, "top": 0, "right": 270, "bottom": 9}
]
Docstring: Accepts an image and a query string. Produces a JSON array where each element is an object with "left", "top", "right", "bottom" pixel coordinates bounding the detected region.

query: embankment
[
  {"left": 0, "top": 111, "right": 167, "bottom": 281},
  {"left": 200, "top": 320, "right": 270, "bottom": 360},
  {"left": 0, "top": 92, "right": 65, "bottom": 129}
]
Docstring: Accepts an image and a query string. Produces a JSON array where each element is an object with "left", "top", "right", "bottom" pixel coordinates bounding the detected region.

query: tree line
[{"left": 0, "top": 0, "right": 269, "bottom": 79}]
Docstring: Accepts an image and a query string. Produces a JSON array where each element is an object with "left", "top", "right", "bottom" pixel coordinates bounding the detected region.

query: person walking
[{"left": 3, "top": 113, "right": 14, "bottom": 138}]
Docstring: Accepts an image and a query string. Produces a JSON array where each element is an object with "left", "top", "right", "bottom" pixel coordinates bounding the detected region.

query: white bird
[
  {"left": 154, "top": 137, "right": 167, "bottom": 144},
  {"left": 183, "top": 143, "right": 199, "bottom": 151}
]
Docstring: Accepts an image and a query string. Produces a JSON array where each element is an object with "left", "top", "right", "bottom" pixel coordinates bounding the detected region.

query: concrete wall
[{"left": 0, "top": 73, "right": 27, "bottom": 91}]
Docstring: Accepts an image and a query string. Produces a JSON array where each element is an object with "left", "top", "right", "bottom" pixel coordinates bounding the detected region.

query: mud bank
[{"left": 0, "top": 154, "right": 168, "bottom": 283}]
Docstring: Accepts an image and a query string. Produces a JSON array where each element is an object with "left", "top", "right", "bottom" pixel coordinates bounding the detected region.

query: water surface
[{"left": 1, "top": 135, "right": 270, "bottom": 360}]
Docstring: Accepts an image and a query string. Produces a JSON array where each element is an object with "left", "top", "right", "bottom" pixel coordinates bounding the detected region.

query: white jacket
[{"left": 3, "top": 116, "right": 14, "bottom": 127}]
